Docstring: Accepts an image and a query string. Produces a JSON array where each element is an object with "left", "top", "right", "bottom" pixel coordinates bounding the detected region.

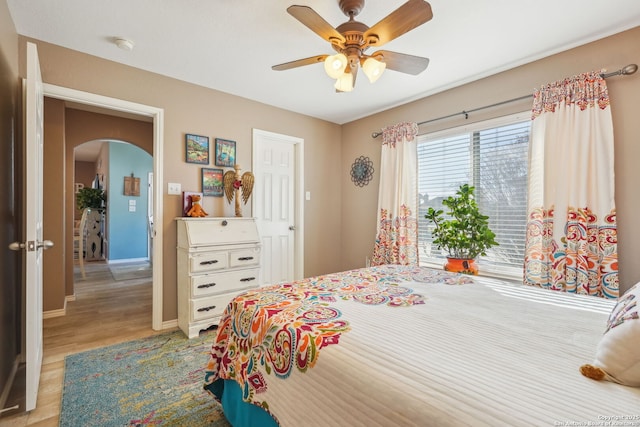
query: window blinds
[{"left": 417, "top": 113, "right": 531, "bottom": 278}]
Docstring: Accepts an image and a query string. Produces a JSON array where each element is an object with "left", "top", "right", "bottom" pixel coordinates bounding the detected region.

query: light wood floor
[{"left": 1, "top": 260, "right": 163, "bottom": 426}]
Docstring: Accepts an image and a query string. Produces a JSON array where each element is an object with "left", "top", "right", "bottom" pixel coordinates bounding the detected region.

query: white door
[
  {"left": 252, "top": 129, "right": 303, "bottom": 285},
  {"left": 25, "top": 41, "right": 46, "bottom": 411}
]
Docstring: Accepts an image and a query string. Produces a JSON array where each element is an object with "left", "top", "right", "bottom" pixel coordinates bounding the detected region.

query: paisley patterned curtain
[
  {"left": 524, "top": 71, "right": 618, "bottom": 298},
  {"left": 371, "top": 122, "right": 419, "bottom": 266}
]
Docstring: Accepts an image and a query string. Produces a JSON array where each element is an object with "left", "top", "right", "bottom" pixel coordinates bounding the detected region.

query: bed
[{"left": 204, "top": 264, "right": 640, "bottom": 426}]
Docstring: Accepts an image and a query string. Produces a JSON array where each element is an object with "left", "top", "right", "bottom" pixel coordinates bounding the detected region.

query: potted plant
[
  {"left": 76, "top": 187, "right": 105, "bottom": 210},
  {"left": 424, "top": 184, "right": 498, "bottom": 275}
]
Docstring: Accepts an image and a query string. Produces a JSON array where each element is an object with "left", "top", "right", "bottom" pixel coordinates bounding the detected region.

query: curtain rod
[{"left": 371, "top": 63, "right": 638, "bottom": 138}]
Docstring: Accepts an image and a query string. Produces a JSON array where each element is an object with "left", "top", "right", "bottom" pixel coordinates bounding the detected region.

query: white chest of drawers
[{"left": 176, "top": 217, "right": 261, "bottom": 338}]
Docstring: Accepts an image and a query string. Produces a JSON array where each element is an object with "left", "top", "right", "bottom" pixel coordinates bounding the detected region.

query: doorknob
[
  {"left": 8, "top": 242, "right": 25, "bottom": 251},
  {"left": 9, "top": 240, "right": 54, "bottom": 251},
  {"left": 289, "top": 226, "right": 296, "bottom": 231},
  {"left": 38, "top": 240, "right": 54, "bottom": 250}
]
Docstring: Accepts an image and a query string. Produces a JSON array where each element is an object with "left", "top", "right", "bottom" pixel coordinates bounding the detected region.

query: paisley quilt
[{"left": 203, "top": 265, "right": 470, "bottom": 424}]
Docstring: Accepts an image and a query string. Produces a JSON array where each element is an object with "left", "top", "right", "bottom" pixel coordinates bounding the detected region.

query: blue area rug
[{"left": 59, "top": 330, "right": 230, "bottom": 427}]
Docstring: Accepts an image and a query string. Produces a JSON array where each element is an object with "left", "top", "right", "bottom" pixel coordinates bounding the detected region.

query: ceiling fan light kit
[
  {"left": 324, "top": 53, "right": 349, "bottom": 79},
  {"left": 273, "top": 0, "right": 433, "bottom": 92},
  {"left": 362, "top": 56, "right": 386, "bottom": 83},
  {"left": 335, "top": 71, "right": 355, "bottom": 92}
]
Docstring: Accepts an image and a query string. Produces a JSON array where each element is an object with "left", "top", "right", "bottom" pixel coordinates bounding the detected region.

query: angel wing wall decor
[{"left": 223, "top": 164, "right": 255, "bottom": 217}]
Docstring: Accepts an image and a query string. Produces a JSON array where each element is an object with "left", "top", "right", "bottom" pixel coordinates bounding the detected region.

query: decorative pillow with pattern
[{"left": 580, "top": 282, "right": 640, "bottom": 386}]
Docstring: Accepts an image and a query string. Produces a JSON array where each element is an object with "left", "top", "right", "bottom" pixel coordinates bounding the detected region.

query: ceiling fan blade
[
  {"left": 363, "top": 0, "right": 433, "bottom": 47},
  {"left": 272, "top": 55, "right": 328, "bottom": 71},
  {"left": 287, "top": 5, "right": 346, "bottom": 45},
  {"left": 374, "top": 50, "right": 429, "bottom": 75}
]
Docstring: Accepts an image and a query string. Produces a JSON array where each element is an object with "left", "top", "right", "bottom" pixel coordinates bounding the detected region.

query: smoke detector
[{"left": 114, "top": 38, "right": 134, "bottom": 51}]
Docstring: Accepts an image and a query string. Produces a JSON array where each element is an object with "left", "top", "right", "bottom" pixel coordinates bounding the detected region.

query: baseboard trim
[
  {"left": 43, "top": 307, "right": 66, "bottom": 319},
  {"left": 42, "top": 295, "right": 68, "bottom": 319},
  {"left": 161, "top": 319, "right": 178, "bottom": 330},
  {"left": 108, "top": 257, "right": 150, "bottom": 265},
  {"left": 66, "top": 294, "right": 76, "bottom": 302},
  {"left": 0, "top": 356, "right": 20, "bottom": 414}
]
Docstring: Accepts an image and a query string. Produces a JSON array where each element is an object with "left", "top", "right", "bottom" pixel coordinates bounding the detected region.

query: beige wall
[
  {"left": 341, "top": 26, "right": 640, "bottom": 295},
  {"left": 20, "top": 37, "right": 343, "bottom": 321},
  {"left": 65, "top": 109, "right": 153, "bottom": 154},
  {"left": 75, "top": 161, "right": 96, "bottom": 186},
  {"left": 42, "top": 98, "right": 66, "bottom": 312},
  {"left": 75, "top": 160, "right": 98, "bottom": 217}
]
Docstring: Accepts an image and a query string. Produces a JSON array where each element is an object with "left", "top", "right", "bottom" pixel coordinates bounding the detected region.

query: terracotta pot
[{"left": 444, "top": 257, "right": 478, "bottom": 275}]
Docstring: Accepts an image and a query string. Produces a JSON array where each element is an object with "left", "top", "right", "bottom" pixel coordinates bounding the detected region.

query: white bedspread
[{"left": 206, "top": 265, "right": 640, "bottom": 426}]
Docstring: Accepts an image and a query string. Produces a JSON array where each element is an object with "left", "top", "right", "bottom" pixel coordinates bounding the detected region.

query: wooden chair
[{"left": 74, "top": 208, "right": 89, "bottom": 279}]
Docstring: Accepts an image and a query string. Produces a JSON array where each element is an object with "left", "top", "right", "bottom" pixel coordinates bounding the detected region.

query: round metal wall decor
[{"left": 350, "top": 155, "right": 374, "bottom": 187}]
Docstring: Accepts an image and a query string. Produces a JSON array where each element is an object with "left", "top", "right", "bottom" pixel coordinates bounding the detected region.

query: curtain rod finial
[
  {"left": 601, "top": 63, "right": 638, "bottom": 78},
  {"left": 622, "top": 64, "right": 638, "bottom": 75}
]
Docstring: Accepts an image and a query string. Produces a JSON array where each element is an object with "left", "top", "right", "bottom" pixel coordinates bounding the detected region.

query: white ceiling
[{"left": 7, "top": 0, "right": 640, "bottom": 127}]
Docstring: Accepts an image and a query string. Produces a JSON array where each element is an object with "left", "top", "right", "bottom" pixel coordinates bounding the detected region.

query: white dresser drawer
[
  {"left": 191, "top": 268, "right": 260, "bottom": 297},
  {"left": 190, "top": 252, "right": 228, "bottom": 274},
  {"left": 229, "top": 247, "right": 260, "bottom": 268},
  {"left": 191, "top": 293, "right": 237, "bottom": 322},
  {"left": 177, "top": 217, "right": 261, "bottom": 339}
]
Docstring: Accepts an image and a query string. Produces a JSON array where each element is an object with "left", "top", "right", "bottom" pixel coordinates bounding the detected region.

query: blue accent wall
[{"left": 108, "top": 142, "right": 152, "bottom": 261}]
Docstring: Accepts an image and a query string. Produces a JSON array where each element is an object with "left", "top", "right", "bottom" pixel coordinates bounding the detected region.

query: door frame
[
  {"left": 251, "top": 128, "right": 304, "bottom": 281},
  {"left": 44, "top": 84, "right": 165, "bottom": 331},
  {"left": 147, "top": 171, "right": 154, "bottom": 260}
]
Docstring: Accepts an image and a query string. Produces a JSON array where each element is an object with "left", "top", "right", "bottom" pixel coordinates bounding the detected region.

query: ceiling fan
[{"left": 272, "top": 0, "right": 433, "bottom": 92}]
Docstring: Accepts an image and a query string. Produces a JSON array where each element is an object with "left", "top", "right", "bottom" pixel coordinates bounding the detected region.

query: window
[{"left": 417, "top": 112, "right": 531, "bottom": 279}]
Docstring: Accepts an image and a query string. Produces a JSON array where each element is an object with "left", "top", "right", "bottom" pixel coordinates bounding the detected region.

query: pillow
[{"left": 580, "top": 282, "right": 640, "bottom": 386}]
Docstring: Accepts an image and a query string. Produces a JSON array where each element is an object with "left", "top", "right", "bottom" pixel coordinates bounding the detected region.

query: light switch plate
[{"left": 168, "top": 182, "right": 181, "bottom": 195}]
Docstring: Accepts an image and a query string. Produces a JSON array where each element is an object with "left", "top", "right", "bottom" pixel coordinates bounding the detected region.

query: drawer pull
[
  {"left": 197, "top": 305, "right": 216, "bottom": 312},
  {"left": 240, "top": 277, "right": 256, "bottom": 282},
  {"left": 199, "top": 260, "right": 219, "bottom": 265},
  {"left": 197, "top": 283, "right": 217, "bottom": 289},
  {"left": 237, "top": 256, "right": 254, "bottom": 261}
]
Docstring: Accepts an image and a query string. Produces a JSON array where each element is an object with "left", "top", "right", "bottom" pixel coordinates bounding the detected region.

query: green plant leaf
[
  {"left": 424, "top": 184, "right": 498, "bottom": 259},
  {"left": 76, "top": 187, "right": 105, "bottom": 210}
]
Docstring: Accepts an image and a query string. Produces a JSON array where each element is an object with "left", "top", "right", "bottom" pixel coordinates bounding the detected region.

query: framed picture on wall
[
  {"left": 214, "top": 138, "right": 236, "bottom": 167},
  {"left": 185, "top": 133, "right": 209, "bottom": 164},
  {"left": 202, "top": 168, "right": 224, "bottom": 197}
]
